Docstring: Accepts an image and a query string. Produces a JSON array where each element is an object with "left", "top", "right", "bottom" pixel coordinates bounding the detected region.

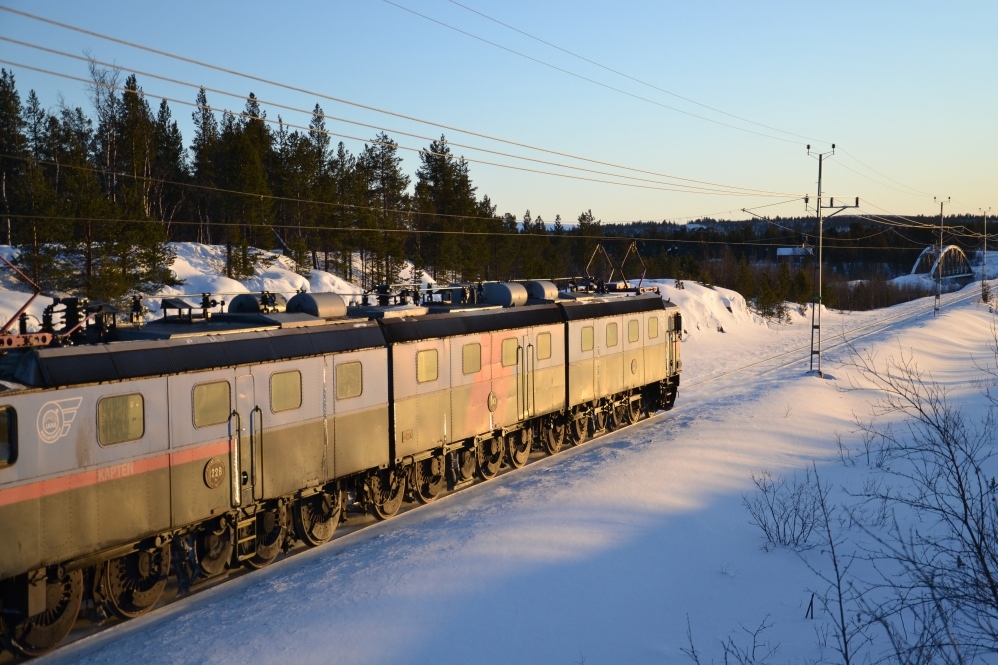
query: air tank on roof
[
  {"left": 228, "top": 292, "right": 287, "bottom": 314},
  {"left": 482, "top": 282, "right": 528, "bottom": 307},
  {"left": 286, "top": 292, "right": 347, "bottom": 319},
  {"left": 523, "top": 280, "right": 558, "bottom": 301}
]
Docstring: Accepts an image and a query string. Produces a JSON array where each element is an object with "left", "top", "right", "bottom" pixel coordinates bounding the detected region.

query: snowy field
[{"left": 4, "top": 251, "right": 992, "bottom": 663}]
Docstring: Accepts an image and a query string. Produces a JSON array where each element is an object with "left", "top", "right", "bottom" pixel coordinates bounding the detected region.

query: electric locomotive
[{"left": 0, "top": 280, "right": 681, "bottom": 657}]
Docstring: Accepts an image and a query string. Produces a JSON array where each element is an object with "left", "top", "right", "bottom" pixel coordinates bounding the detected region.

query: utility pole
[
  {"left": 982, "top": 206, "right": 991, "bottom": 274},
  {"left": 982, "top": 207, "right": 991, "bottom": 303},
  {"left": 806, "top": 144, "right": 858, "bottom": 377},
  {"left": 933, "top": 196, "right": 950, "bottom": 316}
]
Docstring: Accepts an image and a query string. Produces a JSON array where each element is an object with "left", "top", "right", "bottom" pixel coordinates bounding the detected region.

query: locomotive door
[{"left": 235, "top": 373, "right": 260, "bottom": 505}]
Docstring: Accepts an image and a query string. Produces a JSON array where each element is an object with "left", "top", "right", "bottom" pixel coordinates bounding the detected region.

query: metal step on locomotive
[{"left": 0, "top": 266, "right": 681, "bottom": 658}]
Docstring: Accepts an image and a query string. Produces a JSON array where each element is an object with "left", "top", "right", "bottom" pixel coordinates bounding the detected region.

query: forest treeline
[
  {"left": 0, "top": 66, "right": 980, "bottom": 312},
  {"left": 0, "top": 67, "right": 606, "bottom": 303}
]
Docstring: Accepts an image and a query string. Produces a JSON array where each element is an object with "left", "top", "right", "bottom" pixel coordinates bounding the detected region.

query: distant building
[{"left": 776, "top": 246, "right": 811, "bottom": 268}]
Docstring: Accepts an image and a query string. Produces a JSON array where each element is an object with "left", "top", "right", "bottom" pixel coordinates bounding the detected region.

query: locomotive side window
[
  {"left": 501, "top": 338, "right": 518, "bottom": 367},
  {"left": 271, "top": 370, "right": 302, "bottom": 412},
  {"left": 336, "top": 362, "right": 363, "bottom": 400},
  {"left": 98, "top": 394, "right": 144, "bottom": 445},
  {"left": 648, "top": 316, "right": 659, "bottom": 339},
  {"left": 628, "top": 319, "right": 640, "bottom": 343},
  {"left": 606, "top": 322, "right": 618, "bottom": 348},
  {"left": 462, "top": 343, "right": 481, "bottom": 375},
  {"left": 536, "top": 332, "right": 551, "bottom": 360},
  {"left": 193, "top": 381, "right": 231, "bottom": 428},
  {"left": 581, "top": 326, "right": 594, "bottom": 352},
  {"left": 0, "top": 406, "right": 16, "bottom": 468},
  {"left": 416, "top": 349, "right": 438, "bottom": 383}
]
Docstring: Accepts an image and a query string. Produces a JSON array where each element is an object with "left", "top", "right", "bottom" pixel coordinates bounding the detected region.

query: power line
[
  {"left": 379, "top": 0, "right": 801, "bottom": 145},
  {"left": 443, "top": 0, "right": 827, "bottom": 144},
  {"left": 0, "top": 6, "right": 801, "bottom": 196},
  {"left": 0, "top": 37, "right": 802, "bottom": 198},
  {"left": 837, "top": 148, "right": 931, "bottom": 197},
  {"left": 2, "top": 213, "right": 932, "bottom": 250},
  {"left": 1, "top": 57, "right": 799, "bottom": 199}
]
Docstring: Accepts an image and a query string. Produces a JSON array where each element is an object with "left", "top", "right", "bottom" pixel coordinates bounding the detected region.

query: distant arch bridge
[{"left": 911, "top": 244, "right": 973, "bottom": 280}]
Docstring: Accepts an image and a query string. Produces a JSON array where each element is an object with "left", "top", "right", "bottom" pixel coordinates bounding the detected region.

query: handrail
[
  {"left": 250, "top": 406, "right": 263, "bottom": 501},
  {"left": 228, "top": 411, "right": 242, "bottom": 508}
]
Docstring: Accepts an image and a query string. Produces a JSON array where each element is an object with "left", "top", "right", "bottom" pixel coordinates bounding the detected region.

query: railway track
[{"left": 16, "top": 288, "right": 983, "bottom": 662}]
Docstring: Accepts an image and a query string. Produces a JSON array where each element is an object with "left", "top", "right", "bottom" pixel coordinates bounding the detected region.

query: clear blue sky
[{"left": 1, "top": 0, "right": 995, "bottom": 223}]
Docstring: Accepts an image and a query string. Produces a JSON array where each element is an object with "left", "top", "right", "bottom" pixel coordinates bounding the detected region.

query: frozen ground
[{"left": 9, "top": 258, "right": 994, "bottom": 663}]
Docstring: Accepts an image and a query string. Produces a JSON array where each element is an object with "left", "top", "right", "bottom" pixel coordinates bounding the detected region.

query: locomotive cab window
[
  {"left": 462, "top": 343, "right": 481, "bottom": 375},
  {"left": 581, "top": 326, "right": 594, "bottom": 352},
  {"left": 416, "top": 349, "right": 438, "bottom": 383},
  {"left": 606, "top": 322, "right": 618, "bottom": 348},
  {"left": 0, "top": 406, "right": 16, "bottom": 468},
  {"left": 336, "top": 362, "right": 363, "bottom": 399},
  {"left": 193, "top": 381, "right": 231, "bottom": 428},
  {"left": 501, "top": 338, "right": 518, "bottom": 367},
  {"left": 271, "top": 370, "right": 302, "bottom": 412},
  {"left": 98, "top": 394, "right": 144, "bottom": 445},
  {"left": 628, "top": 319, "right": 640, "bottom": 343},
  {"left": 648, "top": 316, "right": 659, "bottom": 339},
  {"left": 536, "top": 332, "right": 551, "bottom": 360}
]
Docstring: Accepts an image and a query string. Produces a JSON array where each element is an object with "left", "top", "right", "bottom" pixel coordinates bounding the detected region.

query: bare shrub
[
  {"left": 849, "top": 348, "right": 998, "bottom": 662},
  {"left": 743, "top": 468, "right": 828, "bottom": 551},
  {"left": 682, "top": 615, "right": 781, "bottom": 665}
]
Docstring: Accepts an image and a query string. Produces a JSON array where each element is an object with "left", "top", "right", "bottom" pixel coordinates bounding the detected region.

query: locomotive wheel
[
  {"left": 625, "top": 392, "right": 642, "bottom": 424},
  {"left": 507, "top": 428, "right": 532, "bottom": 469},
  {"left": 569, "top": 408, "right": 589, "bottom": 446},
  {"left": 105, "top": 544, "right": 170, "bottom": 619},
  {"left": 415, "top": 455, "right": 446, "bottom": 504},
  {"left": 453, "top": 448, "right": 477, "bottom": 482},
  {"left": 477, "top": 435, "right": 504, "bottom": 479},
  {"left": 590, "top": 400, "right": 607, "bottom": 434},
  {"left": 196, "top": 521, "right": 233, "bottom": 578},
  {"left": 609, "top": 399, "right": 627, "bottom": 431},
  {"left": 369, "top": 468, "right": 406, "bottom": 520},
  {"left": 2, "top": 568, "right": 83, "bottom": 658},
  {"left": 246, "top": 506, "right": 288, "bottom": 569},
  {"left": 294, "top": 489, "right": 342, "bottom": 547},
  {"left": 544, "top": 415, "right": 565, "bottom": 455}
]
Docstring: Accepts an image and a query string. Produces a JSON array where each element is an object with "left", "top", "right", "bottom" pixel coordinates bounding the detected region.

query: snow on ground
[
  {"left": 153, "top": 244, "right": 364, "bottom": 314},
  {"left": 18, "top": 258, "right": 997, "bottom": 663},
  {"left": 0, "top": 243, "right": 367, "bottom": 327}
]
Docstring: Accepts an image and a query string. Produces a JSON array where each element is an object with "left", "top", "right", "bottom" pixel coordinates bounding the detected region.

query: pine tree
[
  {"left": 735, "top": 255, "right": 756, "bottom": 298},
  {"left": 190, "top": 88, "right": 219, "bottom": 243},
  {"left": 360, "top": 132, "right": 409, "bottom": 287},
  {"left": 414, "top": 135, "right": 481, "bottom": 281},
  {"left": 0, "top": 69, "right": 26, "bottom": 246},
  {"left": 152, "top": 98, "right": 187, "bottom": 232}
]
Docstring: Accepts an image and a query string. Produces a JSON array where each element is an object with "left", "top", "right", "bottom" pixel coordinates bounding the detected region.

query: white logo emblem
[{"left": 37, "top": 397, "right": 83, "bottom": 444}]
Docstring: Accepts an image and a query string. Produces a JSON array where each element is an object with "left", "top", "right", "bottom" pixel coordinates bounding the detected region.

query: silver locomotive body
[{"left": 0, "top": 291, "right": 680, "bottom": 656}]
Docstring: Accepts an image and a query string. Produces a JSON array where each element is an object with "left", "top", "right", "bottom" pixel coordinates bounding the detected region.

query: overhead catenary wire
[
  {"left": 0, "top": 5, "right": 803, "bottom": 196},
  {"left": 378, "top": 0, "right": 802, "bottom": 145},
  {"left": 2, "top": 152, "right": 810, "bottom": 229},
  {"left": 836, "top": 148, "right": 932, "bottom": 198},
  {"left": 5, "top": 5, "right": 970, "bottom": 220},
  {"left": 443, "top": 0, "right": 827, "bottom": 145},
  {"left": 438, "top": 1, "right": 956, "bottom": 213},
  {"left": 0, "top": 57, "right": 802, "bottom": 200},
  {"left": 0, "top": 37, "right": 803, "bottom": 199},
  {"left": 1, "top": 213, "right": 934, "bottom": 251}
]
